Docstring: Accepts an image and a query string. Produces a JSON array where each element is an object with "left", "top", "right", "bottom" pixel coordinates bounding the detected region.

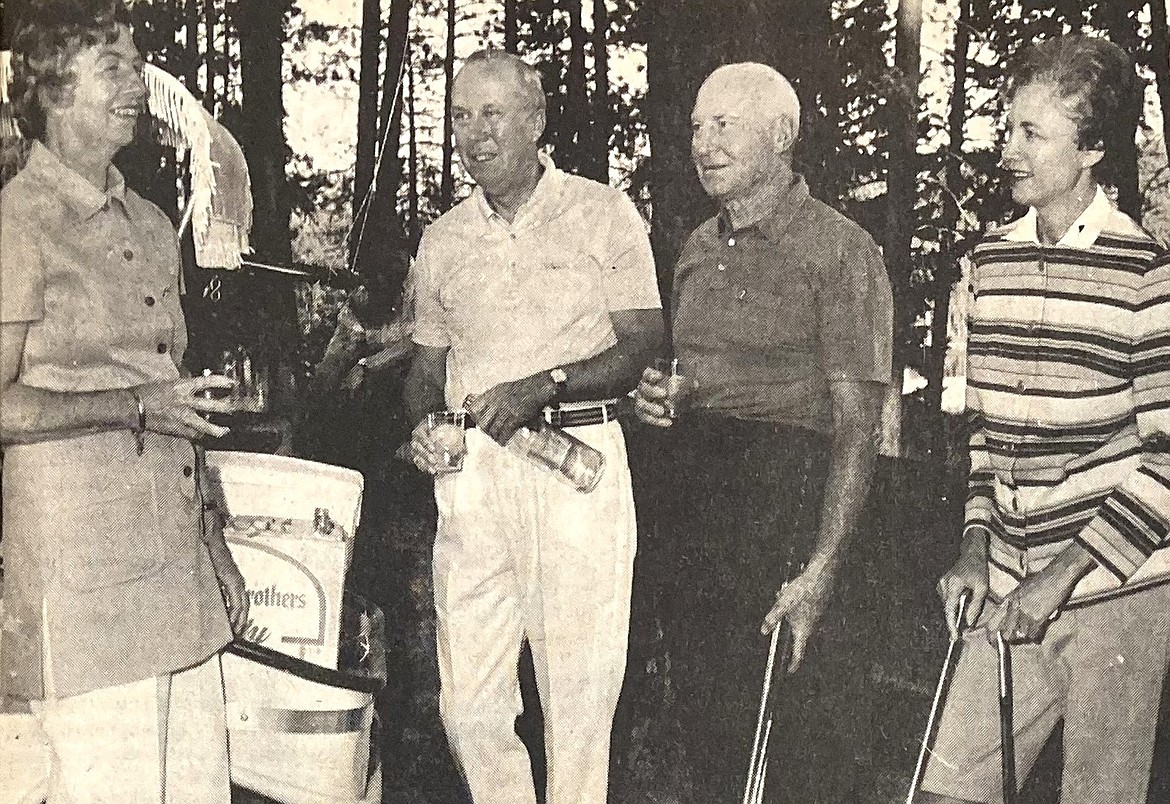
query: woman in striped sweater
[{"left": 922, "top": 35, "right": 1170, "bottom": 804}]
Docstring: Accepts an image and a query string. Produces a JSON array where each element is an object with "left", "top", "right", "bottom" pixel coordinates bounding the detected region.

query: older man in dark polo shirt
[{"left": 634, "top": 62, "right": 892, "bottom": 802}]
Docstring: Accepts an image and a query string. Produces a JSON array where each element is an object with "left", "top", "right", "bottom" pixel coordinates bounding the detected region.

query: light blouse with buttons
[{"left": 1, "top": 141, "right": 186, "bottom": 391}]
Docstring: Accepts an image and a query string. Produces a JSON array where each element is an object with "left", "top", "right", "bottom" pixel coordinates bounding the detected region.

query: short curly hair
[
  {"left": 8, "top": 0, "right": 135, "bottom": 141},
  {"left": 1008, "top": 34, "right": 1141, "bottom": 186}
]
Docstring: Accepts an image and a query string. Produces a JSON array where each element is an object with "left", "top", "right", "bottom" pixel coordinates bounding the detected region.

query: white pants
[
  {"left": 14, "top": 653, "right": 230, "bottom": 804},
  {"left": 432, "top": 422, "right": 637, "bottom": 804}
]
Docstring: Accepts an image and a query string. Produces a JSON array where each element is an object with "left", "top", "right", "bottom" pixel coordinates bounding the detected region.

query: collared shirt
[
  {"left": 411, "top": 153, "right": 660, "bottom": 409},
  {"left": 1, "top": 142, "right": 187, "bottom": 388},
  {"left": 962, "top": 187, "right": 1170, "bottom": 604},
  {"left": 671, "top": 175, "right": 892, "bottom": 431},
  {"left": 1, "top": 142, "right": 231, "bottom": 702}
]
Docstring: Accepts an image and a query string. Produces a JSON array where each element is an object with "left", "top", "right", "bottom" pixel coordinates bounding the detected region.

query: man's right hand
[
  {"left": 408, "top": 418, "right": 446, "bottom": 475},
  {"left": 633, "top": 366, "right": 673, "bottom": 428},
  {"left": 936, "top": 537, "right": 989, "bottom": 642},
  {"left": 134, "top": 375, "right": 238, "bottom": 440}
]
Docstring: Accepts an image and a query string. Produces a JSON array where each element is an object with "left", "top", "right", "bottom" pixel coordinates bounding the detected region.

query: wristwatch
[{"left": 549, "top": 367, "right": 568, "bottom": 400}]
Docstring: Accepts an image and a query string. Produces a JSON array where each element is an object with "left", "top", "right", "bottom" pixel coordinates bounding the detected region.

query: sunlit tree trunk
[
  {"left": 440, "top": 0, "right": 456, "bottom": 211},
  {"left": 408, "top": 48, "right": 420, "bottom": 248},
  {"left": 887, "top": 0, "right": 921, "bottom": 373},
  {"left": 926, "top": 0, "right": 971, "bottom": 446}
]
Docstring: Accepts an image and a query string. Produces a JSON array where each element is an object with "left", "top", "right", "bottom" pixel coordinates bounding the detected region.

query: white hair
[{"left": 704, "top": 62, "right": 801, "bottom": 141}]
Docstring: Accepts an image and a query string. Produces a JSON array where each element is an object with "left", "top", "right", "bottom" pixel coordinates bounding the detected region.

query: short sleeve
[
  {"left": 600, "top": 193, "right": 661, "bottom": 312},
  {"left": 409, "top": 232, "right": 449, "bottom": 348},
  {"left": 816, "top": 229, "right": 893, "bottom": 385},
  {"left": 0, "top": 194, "right": 46, "bottom": 324}
]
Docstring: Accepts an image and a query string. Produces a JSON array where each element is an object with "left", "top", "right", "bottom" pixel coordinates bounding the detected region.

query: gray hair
[{"left": 459, "top": 49, "right": 546, "bottom": 114}]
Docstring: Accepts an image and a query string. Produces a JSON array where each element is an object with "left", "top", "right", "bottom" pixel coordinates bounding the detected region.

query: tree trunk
[
  {"left": 235, "top": 0, "right": 297, "bottom": 408},
  {"left": 589, "top": 0, "right": 610, "bottom": 182},
  {"left": 408, "top": 47, "right": 421, "bottom": 249},
  {"left": 565, "top": 0, "right": 589, "bottom": 174},
  {"left": 440, "top": 0, "right": 456, "bottom": 211},
  {"left": 534, "top": 0, "right": 564, "bottom": 157},
  {"left": 924, "top": 0, "right": 971, "bottom": 438},
  {"left": 353, "top": 0, "right": 382, "bottom": 265},
  {"left": 1101, "top": 0, "right": 1141, "bottom": 219},
  {"left": 359, "top": 0, "right": 413, "bottom": 279},
  {"left": 1152, "top": 0, "right": 1170, "bottom": 184},
  {"left": 504, "top": 0, "right": 518, "bottom": 53},
  {"left": 203, "top": 0, "right": 217, "bottom": 111},
  {"left": 886, "top": 0, "right": 922, "bottom": 375},
  {"left": 184, "top": 0, "right": 200, "bottom": 90}
]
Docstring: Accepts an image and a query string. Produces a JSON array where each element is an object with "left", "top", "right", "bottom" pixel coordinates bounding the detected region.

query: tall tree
[
  {"left": 353, "top": 0, "right": 383, "bottom": 266},
  {"left": 236, "top": 0, "right": 297, "bottom": 405},
  {"left": 504, "top": 0, "right": 518, "bottom": 53},
  {"left": 925, "top": 0, "right": 973, "bottom": 442},
  {"left": 408, "top": 48, "right": 421, "bottom": 247},
  {"left": 565, "top": 0, "right": 589, "bottom": 173},
  {"left": 588, "top": 0, "right": 610, "bottom": 182},
  {"left": 359, "top": 0, "right": 413, "bottom": 279},
  {"left": 440, "top": 0, "right": 456, "bottom": 211},
  {"left": 1100, "top": 0, "right": 1142, "bottom": 218},
  {"left": 1152, "top": 1, "right": 1170, "bottom": 178},
  {"left": 886, "top": 0, "right": 923, "bottom": 369}
]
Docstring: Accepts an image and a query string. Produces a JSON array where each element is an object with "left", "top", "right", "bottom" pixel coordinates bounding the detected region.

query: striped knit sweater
[{"left": 963, "top": 188, "right": 1170, "bottom": 606}]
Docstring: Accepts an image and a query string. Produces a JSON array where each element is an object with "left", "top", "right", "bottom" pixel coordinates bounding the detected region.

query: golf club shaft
[
  {"left": 743, "top": 624, "right": 783, "bottom": 804},
  {"left": 996, "top": 633, "right": 1018, "bottom": 804},
  {"left": 906, "top": 590, "right": 971, "bottom": 804},
  {"left": 750, "top": 716, "right": 774, "bottom": 804}
]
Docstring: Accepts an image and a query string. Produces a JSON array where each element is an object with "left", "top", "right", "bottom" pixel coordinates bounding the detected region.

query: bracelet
[{"left": 130, "top": 389, "right": 146, "bottom": 455}]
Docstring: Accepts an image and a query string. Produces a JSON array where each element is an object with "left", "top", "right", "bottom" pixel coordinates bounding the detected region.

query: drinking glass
[
  {"left": 654, "top": 357, "right": 694, "bottom": 420},
  {"left": 427, "top": 410, "right": 468, "bottom": 472}
]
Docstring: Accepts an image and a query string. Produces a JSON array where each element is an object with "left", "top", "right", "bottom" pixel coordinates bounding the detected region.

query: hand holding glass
[
  {"left": 427, "top": 410, "right": 468, "bottom": 473},
  {"left": 654, "top": 357, "right": 694, "bottom": 420}
]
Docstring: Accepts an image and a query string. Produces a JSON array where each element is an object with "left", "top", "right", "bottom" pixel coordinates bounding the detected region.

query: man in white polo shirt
[{"left": 404, "top": 49, "right": 663, "bottom": 804}]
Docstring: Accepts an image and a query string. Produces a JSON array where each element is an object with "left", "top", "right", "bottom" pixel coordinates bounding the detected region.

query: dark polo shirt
[{"left": 671, "top": 175, "right": 892, "bottom": 432}]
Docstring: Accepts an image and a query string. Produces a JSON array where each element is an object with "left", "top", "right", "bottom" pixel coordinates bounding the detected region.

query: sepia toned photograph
[{"left": 2, "top": 1, "right": 1170, "bottom": 802}]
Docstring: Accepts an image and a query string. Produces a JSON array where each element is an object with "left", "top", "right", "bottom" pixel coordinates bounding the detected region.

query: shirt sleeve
[
  {"left": 409, "top": 232, "right": 449, "bottom": 349},
  {"left": 1076, "top": 250, "right": 1170, "bottom": 580},
  {"left": 0, "top": 193, "right": 46, "bottom": 324},
  {"left": 600, "top": 193, "right": 661, "bottom": 313},
  {"left": 815, "top": 228, "right": 893, "bottom": 385}
]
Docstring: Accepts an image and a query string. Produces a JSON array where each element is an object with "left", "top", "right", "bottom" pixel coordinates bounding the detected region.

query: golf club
[
  {"left": 905, "top": 589, "right": 972, "bottom": 803},
  {"left": 996, "top": 632, "right": 1017, "bottom": 804},
  {"left": 742, "top": 618, "right": 794, "bottom": 804}
]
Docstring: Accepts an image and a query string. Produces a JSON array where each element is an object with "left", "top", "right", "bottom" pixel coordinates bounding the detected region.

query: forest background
[
  {"left": 5, "top": 0, "right": 1169, "bottom": 456},
  {"left": 4, "top": 2, "right": 1170, "bottom": 801}
]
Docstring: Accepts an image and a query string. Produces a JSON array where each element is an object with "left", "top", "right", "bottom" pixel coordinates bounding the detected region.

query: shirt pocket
[{"left": 52, "top": 462, "right": 166, "bottom": 590}]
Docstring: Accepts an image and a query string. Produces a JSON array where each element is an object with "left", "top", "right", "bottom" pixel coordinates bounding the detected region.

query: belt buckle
[{"left": 544, "top": 406, "right": 562, "bottom": 428}]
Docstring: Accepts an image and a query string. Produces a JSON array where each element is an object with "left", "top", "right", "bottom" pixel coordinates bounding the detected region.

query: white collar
[{"left": 1002, "top": 186, "right": 1113, "bottom": 248}]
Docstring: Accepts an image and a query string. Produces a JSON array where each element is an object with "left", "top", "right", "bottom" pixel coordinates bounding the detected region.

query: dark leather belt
[
  {"left": 543, "top": 400, "right": 620, "bottom": 428},
  {"left": 459, "top": 400, "right": 621, "bottom": 429}
]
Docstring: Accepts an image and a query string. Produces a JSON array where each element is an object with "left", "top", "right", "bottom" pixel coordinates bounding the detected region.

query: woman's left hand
[{"left": 203, "top": 508, "right": 250, "bottom": 634}]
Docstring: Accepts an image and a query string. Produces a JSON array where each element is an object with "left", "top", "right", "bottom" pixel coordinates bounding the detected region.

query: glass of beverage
[
  {"left": 654, "top": 357, "right": 694, "bottom": 420},
  {"left": 427, "top": 410, "right": 468, "bottom": 473}
]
